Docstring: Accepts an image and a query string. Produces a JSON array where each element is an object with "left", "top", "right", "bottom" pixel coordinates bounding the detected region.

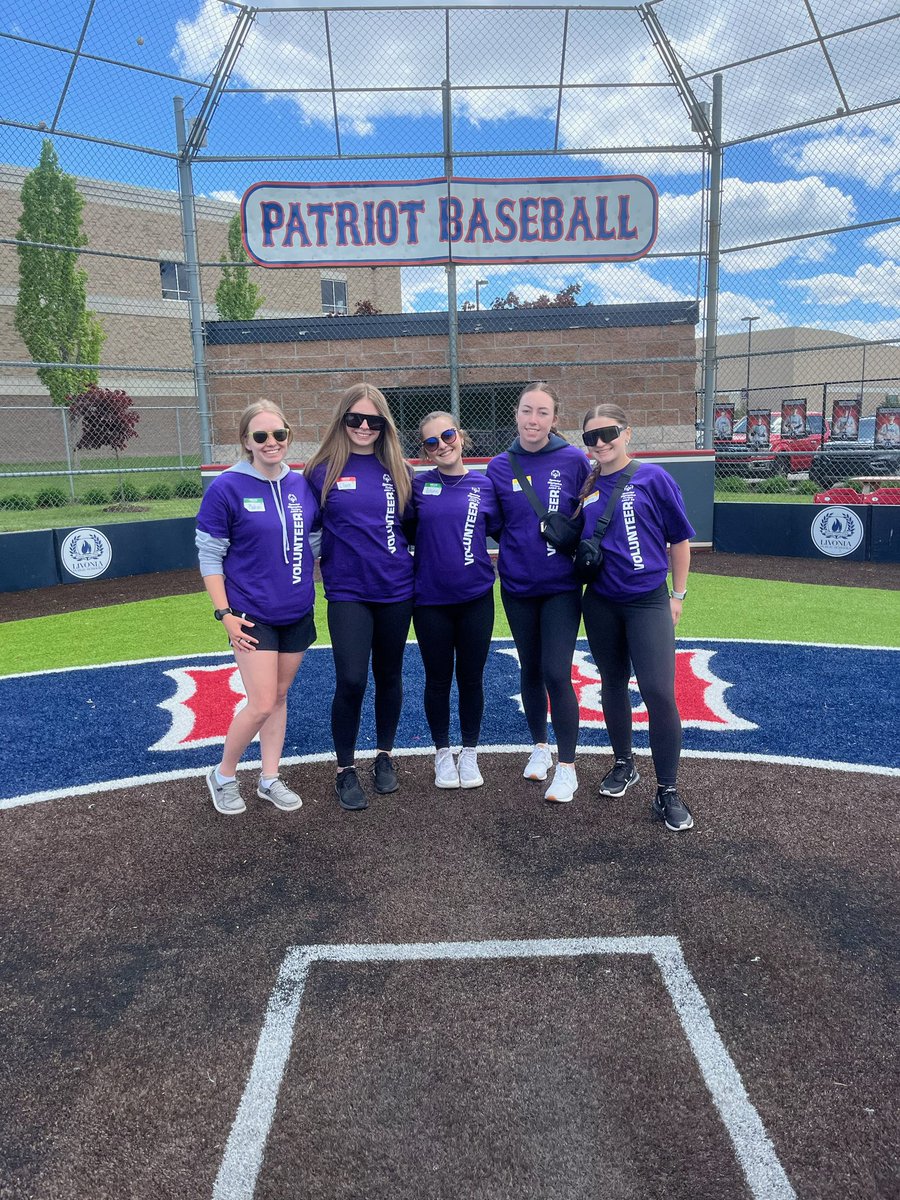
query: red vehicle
[{"left": 732, "top": 411, "right": 829, "bottom": 474}]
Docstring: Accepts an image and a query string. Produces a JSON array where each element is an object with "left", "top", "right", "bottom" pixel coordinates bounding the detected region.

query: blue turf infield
[{"left": 2, "top": 637, "right": 897, "bottom": 808}]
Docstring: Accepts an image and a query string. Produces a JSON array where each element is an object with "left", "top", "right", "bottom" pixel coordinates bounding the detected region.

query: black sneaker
[
  {"left": 652, "top": 786, "right": 694, "bottom": 832},
  {"left": 599, "top": 756, "right": 639, "bottom": 797},
  {"left": 372, "top": 752, "right": 399, "bottom": 795},
  {"left": 335, "top": 768, "right": 368, "bottom": 811}
]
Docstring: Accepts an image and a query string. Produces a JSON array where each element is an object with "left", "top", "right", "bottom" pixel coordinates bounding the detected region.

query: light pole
[
  {"left": 475, "top": 278, "right": 488, "bottom": 311},
  {"left": 740, "top": 315, "right": 758, "bottom": 403}
]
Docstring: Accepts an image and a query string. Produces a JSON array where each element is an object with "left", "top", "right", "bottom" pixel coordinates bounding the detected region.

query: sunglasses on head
[
  {"left": 583, "top": 424, "right": 625, "bottom": 447},
  {"left": 421, "top": 428, "right": 459, "bottom": 452},
  {"left": 343, "top": 411, "right": 387, "bottom": 431},
  {"left": 250, "top": 427, "right": 289, "bottom": 444}
]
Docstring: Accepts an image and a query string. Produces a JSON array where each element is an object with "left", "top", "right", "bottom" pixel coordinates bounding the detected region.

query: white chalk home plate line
[{"left": 212, "top": 935, "right": 796, "bottom": 1200}]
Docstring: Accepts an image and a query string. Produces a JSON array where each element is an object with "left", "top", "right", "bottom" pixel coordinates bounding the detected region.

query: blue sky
[{"left": 1, "top": 0, "right": 898, "bottom": 338}]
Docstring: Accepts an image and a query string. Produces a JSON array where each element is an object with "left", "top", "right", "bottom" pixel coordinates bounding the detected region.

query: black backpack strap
[
  {"left": 506, "top": 452, "right": 549, "bottom": 523},
  {"left": 584, "top": 461, "right": 639, "bottom": 549}
]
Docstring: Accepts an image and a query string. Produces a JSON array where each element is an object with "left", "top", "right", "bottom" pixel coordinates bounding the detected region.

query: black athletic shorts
[{"left": 229, "top": 610, "right": 316, "bottom": 654}]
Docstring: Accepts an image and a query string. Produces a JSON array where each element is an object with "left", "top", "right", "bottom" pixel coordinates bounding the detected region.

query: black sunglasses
[
  {"left": 421, "top": 428, "right": 459, "bottom": 452},
  {"left": 344, "top": 411, "right": 387, "bottom": 431},
  {"left": 250, "top": 427, "right": 290, "bottom": 444},
  {"left": 583, "top": 425, "right": 625, "bottom": 447}
]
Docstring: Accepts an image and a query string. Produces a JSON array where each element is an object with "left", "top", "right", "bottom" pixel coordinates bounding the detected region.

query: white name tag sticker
[
  {"left": 583, "top": 491, "right": 600, "bottom": 507},
  {"left": 511, "top": 475, "right": 532, "bottom": 493},
  {"left": 336, "top": 477, "right": 357, "bottom": 491},
  {"left": 243, "top": 497, "right": 265, "bottom": 512},
  {"left": 423, "top": 483, "right": 442, "bottom": 496}
]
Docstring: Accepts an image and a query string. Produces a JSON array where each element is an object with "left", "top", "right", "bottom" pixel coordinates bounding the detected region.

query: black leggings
[
  {"left": 582, "top": 582, "right": 682, "bottom": 788},
  {"left": 412, "top": 589, "right": 494, "bottom": 749},
  {"left": 327, "top": 599, "right": 414, "bottom": 768},
  {"left": 500, "top": 587, "right": 581, "bottom": 762}
]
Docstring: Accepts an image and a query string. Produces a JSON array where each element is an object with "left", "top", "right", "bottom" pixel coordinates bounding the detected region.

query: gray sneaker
[
  {"left": 207, "top": 767, "right": 246, "bottom": 815},
  {"left": 257, "top": 776, "right": 302, "bottom": 811}
]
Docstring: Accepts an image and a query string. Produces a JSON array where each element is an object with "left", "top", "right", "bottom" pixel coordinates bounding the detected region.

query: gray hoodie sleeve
[{"left": 195, "top": 529, "right": 230, "bottom": 576}]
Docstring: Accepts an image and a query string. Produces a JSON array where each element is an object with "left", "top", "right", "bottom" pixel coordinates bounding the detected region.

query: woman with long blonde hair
[{"left": 305, "top": 383, "right": 414, "bottom": 811}]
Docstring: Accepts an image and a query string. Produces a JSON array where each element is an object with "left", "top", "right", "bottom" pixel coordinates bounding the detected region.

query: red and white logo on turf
[{"left": 150, "top": 665, "right": 251, "bottom": 751}]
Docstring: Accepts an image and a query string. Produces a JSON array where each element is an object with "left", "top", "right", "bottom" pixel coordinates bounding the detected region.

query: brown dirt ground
[{"left": 2, "top": 550, "right": 899, "bottom": 623}]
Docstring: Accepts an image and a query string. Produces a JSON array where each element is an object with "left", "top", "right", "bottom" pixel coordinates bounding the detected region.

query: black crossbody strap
[
  {"left": 585, "top": 461, "right": 639, "bottom": 549},
  {"left": 507, "top": 452, "right": 550, "bottom": 522}
]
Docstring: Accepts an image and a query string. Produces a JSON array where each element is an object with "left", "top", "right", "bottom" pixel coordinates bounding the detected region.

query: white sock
[
  {"left": 260, "top": 775, "right": 278, "bottom": 789},
  {"left": 215, "top": 767, "right": 236, "bottom": 785}
]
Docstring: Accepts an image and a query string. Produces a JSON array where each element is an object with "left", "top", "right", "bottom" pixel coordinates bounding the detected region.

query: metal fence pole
[
  {"left": 60, "top": 406, "right": 76, "bottom": 500},
  {"left": 701, "top": 74, "right": 723, "bottom": 450},
  {"left": 175, "top": 406, "right": 184, "bottom": 467},
  {"left": 174, "top": 96, "right": 213, "bottom": 466},
  {"left": 442, "top": 79, "right": 460, "bottom": 422}
]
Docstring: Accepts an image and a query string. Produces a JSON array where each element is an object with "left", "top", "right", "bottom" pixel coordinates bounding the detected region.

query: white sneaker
[
  {"left": 207, "top": 767, "right": 246, "bottom": 815},
  {"left": 257, "top": 776, "right": 302, "bottom": 811},
  {"left": 458, "top": 747, "right": 484, "bottom": 789},
  {"left": 523, "top": 744, "right": 553, "bottom": 781},
  {"left": 434, "top": 747, "right": 460, "bottom": 789},
  {"left": 544, "top": 763, "right": 578, "bottom": 803}
]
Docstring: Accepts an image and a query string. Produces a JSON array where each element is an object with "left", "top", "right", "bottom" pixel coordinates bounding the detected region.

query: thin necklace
[{"left": 438, "top": 469, "right": 468, "bottom": 488}]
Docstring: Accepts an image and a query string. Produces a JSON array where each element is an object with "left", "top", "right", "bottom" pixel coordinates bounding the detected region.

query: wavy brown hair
[
  {"left": 238, "top": 400, "right": 293, "bottom": 462},
  {"left": 304, "top": 383, "right": 412, "bottom": 509},
  {"left": 579, "top": 402, "right": 631, "bottom": 498}
]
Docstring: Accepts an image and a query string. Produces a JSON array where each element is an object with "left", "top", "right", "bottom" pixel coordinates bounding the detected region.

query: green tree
[
  {"left": 14, "top": 140, "right": 105, "bottom": 407},
  {"left": 491, "top": 282, "right": 582, "bottom": 310},
  {"left": 215, "top": 214, "right": 264, "bottom": 320}
]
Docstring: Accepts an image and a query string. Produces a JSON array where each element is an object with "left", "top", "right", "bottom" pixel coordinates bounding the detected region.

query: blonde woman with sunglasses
[
  {"left": 196, "top": 400, "right": 320, "bottom": 816},
  {"left": 411, "top": 412, "right": 501, "bottom": 789},
  {"left": 579, "top": 403, "right": 695, "bottom": 832},
  {"left": 305, "top": 383, "right": 414, "bottom": 812}
]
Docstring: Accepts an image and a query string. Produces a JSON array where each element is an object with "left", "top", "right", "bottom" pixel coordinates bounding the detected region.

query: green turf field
[{"left": 1, "top": 574, "right": 896, "bottom": 677}]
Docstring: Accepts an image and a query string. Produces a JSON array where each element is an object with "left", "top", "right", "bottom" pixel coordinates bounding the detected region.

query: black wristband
[{"left": 214, "top": 607, "right": 234, "bottom": 621}]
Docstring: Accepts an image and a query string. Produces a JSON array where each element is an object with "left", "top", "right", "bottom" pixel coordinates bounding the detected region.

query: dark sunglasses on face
[
  {"left": 422, "top": 428, "right": 459, "bottom": 452},
  {"left": 250, "top": 427, "right": 289, "bottom": 444},
  {"left": 343, "top": 411, "right": 387, "bottom": 431},
  {"left": 583, "top": 424, "right": 625, "bottom": 447}
]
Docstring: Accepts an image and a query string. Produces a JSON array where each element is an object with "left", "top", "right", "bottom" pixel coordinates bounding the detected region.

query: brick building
[
  {"left": 206, "top": 301, "right": 700, "bottom": 461},
  {"left": 0, "top": 163, "right": 402, "bottom": 415}
]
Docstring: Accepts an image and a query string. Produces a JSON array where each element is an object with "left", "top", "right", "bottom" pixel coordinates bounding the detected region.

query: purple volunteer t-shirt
[
  {"left": 412, "top": 469, "right": 499, "bottom": 606},
  {"left": 582, "top": 462, "right": 695, "bottom": 601},
  {"left": 308, "top": 453, "right": 414, "bottom": 603},
  {"left": 196, "top": 466, "right": 319, "bottom": 624},
  {"left": 486, "top": 441, "right": 590, "bottom": 597}
]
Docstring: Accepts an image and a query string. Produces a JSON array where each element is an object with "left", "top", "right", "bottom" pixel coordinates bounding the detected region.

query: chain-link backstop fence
[{"left": 1, "top": 1, "right": 898, "bottom": 528}]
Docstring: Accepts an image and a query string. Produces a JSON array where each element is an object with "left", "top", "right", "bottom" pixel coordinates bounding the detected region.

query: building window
[
  {"left": 160, "top": 261, "right": 189, "bottom": 301},
  {"left": 321, "top": 278, "right": 348, "bottom": 315}
]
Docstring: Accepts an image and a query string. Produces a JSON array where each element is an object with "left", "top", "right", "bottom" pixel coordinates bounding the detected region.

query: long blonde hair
[
  {"left": 580, "top": 402, "right": 631, "bottom": 498},
  {"left": 518, "top": 381, "right": 561, "bottom": 435},
  {"left": 238, "top": 400, "right": 293, "bottom": 462},
  {"left": 304, "top": 383, "right": 412, "bottom": 509}
]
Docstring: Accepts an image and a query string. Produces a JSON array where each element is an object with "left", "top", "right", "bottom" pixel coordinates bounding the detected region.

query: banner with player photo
[
  {"left": 781, "top": 399, "right": 807, "bottom": 439},
  {"left": 874, "top": 406, "right": 900, "bottom": 447},
  {"left": 831, "top": 397, "right": 861, "bottom": 441},
  {"left": 746, "top": 409, "right": 771, "bottom": 448},
  {"left": 713, "top": 401, "right": 735, "bottom": 442}
]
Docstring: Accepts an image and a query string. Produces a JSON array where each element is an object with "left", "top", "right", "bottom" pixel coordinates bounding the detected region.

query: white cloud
[
  {"left": 209, "top": 190, "right": 240, "bottom": 204},
  {"left": 773, "top": 112, "right": 900, "bottom": 189},
  {"left": 864, "top": 226, "right": 900, "bottom": 259},
  {"left": 784, "top": 260, "right": 900, "bottom": 307}
]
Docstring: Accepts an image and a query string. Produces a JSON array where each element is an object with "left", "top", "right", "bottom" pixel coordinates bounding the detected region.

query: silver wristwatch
[{"left": 670, "top": 589, "right": 687, "bottom": 600}]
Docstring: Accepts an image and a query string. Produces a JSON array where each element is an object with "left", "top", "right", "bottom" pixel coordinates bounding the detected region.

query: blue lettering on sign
[{"left": 0, "top": 641, "right": 896, "bottom": 807}]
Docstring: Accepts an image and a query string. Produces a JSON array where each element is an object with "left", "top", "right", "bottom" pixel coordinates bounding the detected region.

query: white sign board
[{"left": 241, "top": 175, "right": 658, "bottom": 268}]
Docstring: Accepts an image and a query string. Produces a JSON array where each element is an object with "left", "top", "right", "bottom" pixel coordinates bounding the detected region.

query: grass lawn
[
  {"left": 0, "top": 497, "right": 201, "bottom": 533},
  {"left": 1, "top": 574, "right": 897, "bottom": 678}
]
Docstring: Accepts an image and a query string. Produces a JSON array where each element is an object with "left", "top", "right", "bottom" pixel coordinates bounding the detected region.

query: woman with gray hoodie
[
  {"left": 195, "top": 400, "right": 320, "bottom": 816},
  {"left": 486, "top": 383, "right": 589, "bottom": 803}
]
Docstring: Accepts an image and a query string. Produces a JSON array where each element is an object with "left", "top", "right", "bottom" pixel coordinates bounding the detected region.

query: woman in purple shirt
[
  {"left": 412, "top": 412, "right": 500, "bottom": 790},
  {"left": 305, "top": 383, "right": 414, "bottom": 812},
  {"left": 486, "top": 382, "right": 589, "bottom": 804},
  {"left": 579, "top": 402, "right": 695, "bottom": 832},
  {"left": 196, "top": 400, "right": 319, "bottom": 816}
]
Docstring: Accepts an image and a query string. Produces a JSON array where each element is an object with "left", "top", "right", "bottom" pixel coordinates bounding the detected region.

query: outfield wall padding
[
  {"left": 714, "top": 502, "right": 870, "bottom": 560},
  {"left": 870, "top": 505, "right": 900, "bottom": 562}
]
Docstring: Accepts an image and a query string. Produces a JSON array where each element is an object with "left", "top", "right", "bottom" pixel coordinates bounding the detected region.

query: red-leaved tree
[{"left": 69, "top": 385, "right": 140, "bottom": 503}]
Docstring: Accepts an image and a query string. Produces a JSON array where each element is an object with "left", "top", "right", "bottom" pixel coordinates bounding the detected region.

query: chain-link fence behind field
[{"left": 1, "top": 1, "right": 899, "bottom": 528}]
